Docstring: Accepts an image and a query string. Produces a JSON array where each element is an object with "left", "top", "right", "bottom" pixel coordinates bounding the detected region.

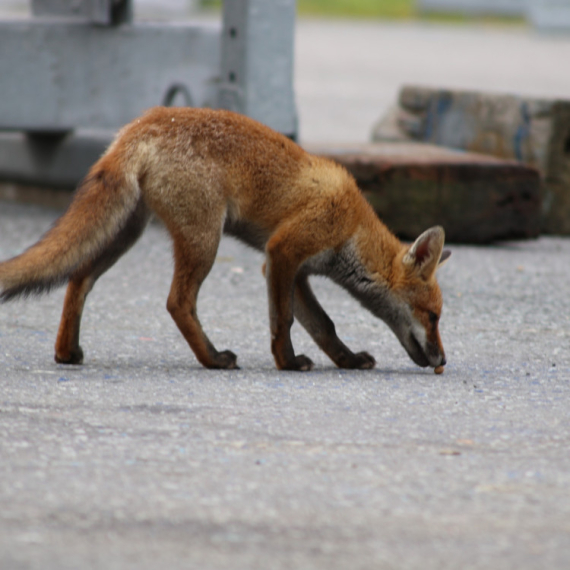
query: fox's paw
[
  {"left": 211, "top": 350, "right": 240, "bottom": 370},
  {"left": 336, "top": 350, "right": 376, "bottom": 370},
  {"left": 55, "top": 346, "right": 84, "bottom": 365},
  {"left": 282, "top": 354, "right": 314, "bottom": 372},
  {"left": 351, "top": 351, "right": 376, "bottom": 370}
]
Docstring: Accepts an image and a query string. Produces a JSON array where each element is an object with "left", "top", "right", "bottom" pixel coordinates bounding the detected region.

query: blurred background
[{"left": 1, "top": 0, "right": 569, "bottom": 144}]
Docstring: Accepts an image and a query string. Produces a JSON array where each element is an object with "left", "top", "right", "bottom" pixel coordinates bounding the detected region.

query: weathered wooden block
[
  {"left": 309, "top": 142, "right": 540, "bottom": 244},
  {"left": 372, "top": 85, "right": 570, "bottom": 234}
]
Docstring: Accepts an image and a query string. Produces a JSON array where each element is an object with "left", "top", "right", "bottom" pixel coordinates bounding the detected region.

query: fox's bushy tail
[{"left": 0, "top": 161, "right": 142, "bottom": 302}]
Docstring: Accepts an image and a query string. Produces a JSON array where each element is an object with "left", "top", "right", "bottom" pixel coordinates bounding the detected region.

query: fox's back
[
  {"left": 112, "top": 107, "right": 364, "bottom": 238},
  {"left": 117, "top": 107, "right": 307, "bottom": 188}
]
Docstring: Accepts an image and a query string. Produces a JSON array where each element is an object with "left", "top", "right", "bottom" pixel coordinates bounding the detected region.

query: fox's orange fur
[{"left": 0, "top": 107, "right": 450, "bottom": 371}]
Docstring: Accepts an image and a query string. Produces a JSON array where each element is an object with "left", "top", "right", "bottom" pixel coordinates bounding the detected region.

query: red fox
[{"left": 0, "top": 107, "right": 450, "bottom": 371}]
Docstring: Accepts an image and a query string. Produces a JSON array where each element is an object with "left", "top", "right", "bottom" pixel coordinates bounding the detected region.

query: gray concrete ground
[{"left": 2, "top": 16, "right": 570, "bottom": 570}]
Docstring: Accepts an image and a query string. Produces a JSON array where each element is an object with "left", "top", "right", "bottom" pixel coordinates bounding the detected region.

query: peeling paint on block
[{"left": 372, "top": 86, "right": 570, "bottom": 235}]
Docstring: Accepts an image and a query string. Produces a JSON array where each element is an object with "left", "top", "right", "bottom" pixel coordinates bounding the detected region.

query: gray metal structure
[{"left": 0, "top": 0, "right": 297, "bottom": 188}]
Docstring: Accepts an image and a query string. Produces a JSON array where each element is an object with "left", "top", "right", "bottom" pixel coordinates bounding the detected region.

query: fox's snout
[{"left": 405, "top": 330, "right": 446, "bottom": 369}]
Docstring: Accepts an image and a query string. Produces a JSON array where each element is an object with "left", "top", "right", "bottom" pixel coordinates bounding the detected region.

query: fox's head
[
  {"left": 387, "top": 226, "right": 451, "bottom": 369},
  {"left": 307, "top": 222, "right": 452, "bottom": 371}
]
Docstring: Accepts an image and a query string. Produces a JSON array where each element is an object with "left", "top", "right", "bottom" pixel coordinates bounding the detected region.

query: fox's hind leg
[
  {"left": 55, "top": 201, "right": 150, "bottom": 364},
  {"left": 294, "top": 273, "right": 375, "bottom": 369},
  {"left": 55, "top": 274, "right": 94, "bottom": 364},
  {"left": 166, "top": 230, "right": 238, "bottom": 370}
]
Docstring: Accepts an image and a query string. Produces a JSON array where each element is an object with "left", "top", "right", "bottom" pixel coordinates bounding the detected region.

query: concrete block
[
  {"left": 310, "top": 142, "right": 540, "bottom": 244},
  {"left": 372, "top": 86, "right": 570, "bottom": 234}
]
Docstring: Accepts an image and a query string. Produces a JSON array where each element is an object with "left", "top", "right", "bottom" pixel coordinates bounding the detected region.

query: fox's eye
[{"left": 428, "top": 311, "right": 439, "bottom": 325}]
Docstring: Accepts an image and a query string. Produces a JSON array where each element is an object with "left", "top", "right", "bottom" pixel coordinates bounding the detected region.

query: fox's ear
[
  {"left": 438, "top": 249, "right": 452, "bottom": 269},
  {"left": 403, "top": 226, "right": 446, "bottom": 280}
]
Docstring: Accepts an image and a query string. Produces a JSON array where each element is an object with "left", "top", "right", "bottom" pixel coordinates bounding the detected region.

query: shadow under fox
[{"left": 0, "top": 107, "right": 450, "bottom": 371}]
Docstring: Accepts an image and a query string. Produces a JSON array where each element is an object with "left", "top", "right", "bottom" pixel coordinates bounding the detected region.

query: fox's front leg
[
  {"left": 294, "top": 273, "right": 375, "bottom": 370},
  {"left": 265, "top": 235, "right": 314, "bottom": 371}
]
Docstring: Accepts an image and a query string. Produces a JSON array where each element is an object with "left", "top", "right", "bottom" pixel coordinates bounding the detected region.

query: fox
[{"left": 0, "top": 107, "right": 450, "bottom": 372}]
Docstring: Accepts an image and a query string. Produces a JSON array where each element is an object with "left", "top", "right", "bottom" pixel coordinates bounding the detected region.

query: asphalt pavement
[{"left": 1, "top": 16, "right": 570, "bottom": 570}]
